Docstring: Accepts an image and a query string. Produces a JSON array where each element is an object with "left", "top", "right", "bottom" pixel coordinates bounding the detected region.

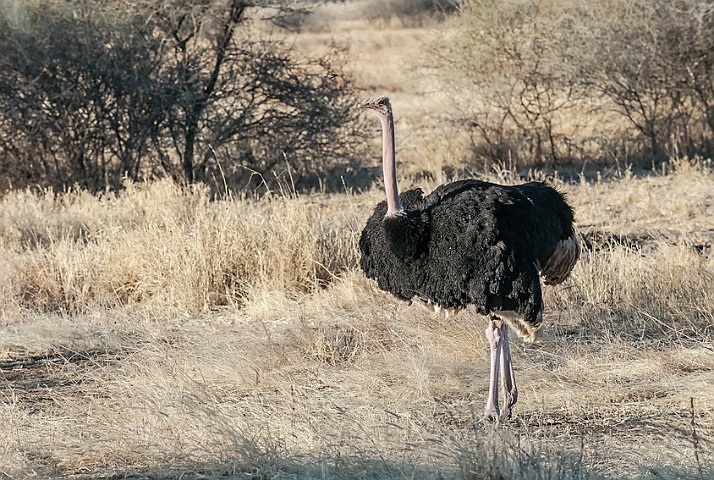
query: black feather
[{"left": 359, "top": 179, "right": 577, "bottom": 328}]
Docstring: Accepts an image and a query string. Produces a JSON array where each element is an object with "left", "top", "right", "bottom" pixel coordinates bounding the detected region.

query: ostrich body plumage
[
  {"left": 358, "top": 96, "right": 580, "bottom": 422},
  {"left": 360, "top": 179, "right": 577, "bottom": 339}
]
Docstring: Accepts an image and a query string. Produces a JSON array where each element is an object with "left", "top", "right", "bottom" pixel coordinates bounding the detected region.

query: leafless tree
[
  {"left": 435, "top": 0, "right": 714, "bottom": 170},
  {"left": 435, "top": 0, "right": 586, "bottom": 167},
  {"left": 0, "top": 0, "right": 364, "bottom": 193}
]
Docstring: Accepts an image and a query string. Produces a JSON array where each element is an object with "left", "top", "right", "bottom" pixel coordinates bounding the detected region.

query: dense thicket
[
  {"left": 439, "top": 0, "right": 714, "bottom": 169},
  {"left": 0, "top": 0, "right": 365, "bottom": 194}
]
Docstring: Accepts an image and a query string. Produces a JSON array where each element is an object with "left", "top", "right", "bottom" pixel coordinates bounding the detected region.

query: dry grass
[
  {"left": 1, "top": 160, "right": 713, "bottom": 479},
  {"left": 2, "top": 14, "right": 714, "bottom": 480},
  {"left": 0, "top": 180, "right": 363, "bottom": 316}
]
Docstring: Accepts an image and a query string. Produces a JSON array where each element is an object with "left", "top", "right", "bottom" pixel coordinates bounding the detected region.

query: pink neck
[{"left": 380, "top": 112, "right": 403, "bottom": 215}]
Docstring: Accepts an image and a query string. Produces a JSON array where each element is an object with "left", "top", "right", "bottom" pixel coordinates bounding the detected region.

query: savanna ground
[{"left": 2, "top": 6, "right": 714, "bottom": 480}]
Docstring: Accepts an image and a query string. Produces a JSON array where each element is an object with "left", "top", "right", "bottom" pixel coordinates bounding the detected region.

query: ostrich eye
[{"left": 378, "top": 99, "right": 385, "bottom": 106}]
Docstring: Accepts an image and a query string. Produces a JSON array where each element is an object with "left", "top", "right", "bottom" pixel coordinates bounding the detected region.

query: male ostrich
[{"left": 358, "top": 96, "right": 580, "bottom": 422}]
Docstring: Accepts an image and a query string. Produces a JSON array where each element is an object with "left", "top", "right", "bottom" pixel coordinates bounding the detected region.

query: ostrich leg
[
  {"left": 498, "top": 324, "right": 518, "bottom": 421},
  {"left": 483, "top": 318, "right": 502, "bottom": 422}
]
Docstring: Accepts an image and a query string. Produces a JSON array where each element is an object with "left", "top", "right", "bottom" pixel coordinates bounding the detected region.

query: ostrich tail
[{"left": 540, "top": 231, "right": 580, "bottom": 285}]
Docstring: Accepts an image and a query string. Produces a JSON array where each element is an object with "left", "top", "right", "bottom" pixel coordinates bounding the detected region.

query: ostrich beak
[{"left": 358, "top": 101, "right": 369, "bottom": 109}]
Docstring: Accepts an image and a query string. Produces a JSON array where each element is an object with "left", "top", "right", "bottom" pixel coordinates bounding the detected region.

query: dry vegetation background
[{"left": 1, "top": 1, "right": 714, "bottom": 479}]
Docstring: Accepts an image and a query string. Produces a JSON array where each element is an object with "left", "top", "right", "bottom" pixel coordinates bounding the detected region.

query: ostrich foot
[
  {"left": 498, "top": 388, "right": 517, "bottom": 422},
  {"left": 483, "top": 405, "right": 500, "bottom": 423}
]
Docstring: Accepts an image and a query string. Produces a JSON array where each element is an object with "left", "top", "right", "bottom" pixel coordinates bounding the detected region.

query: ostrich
[{"left": 358, "top": 96, "right": 580, "bottom": 422}]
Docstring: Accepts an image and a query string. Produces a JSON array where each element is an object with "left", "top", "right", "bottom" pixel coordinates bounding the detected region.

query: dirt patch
[
  {"left": 580, "top": 228, "right": 714, "bottom": 255},
  {"left": 0, "top": 348, "right": 118, "bottom": 405}
]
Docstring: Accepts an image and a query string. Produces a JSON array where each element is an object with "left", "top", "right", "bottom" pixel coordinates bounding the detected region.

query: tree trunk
[
  {"left": 183, "top": 120, "right": 197, "bottom": 183},
  {"left": 180, "top": 0, "right": 245, "bottom": 183}
]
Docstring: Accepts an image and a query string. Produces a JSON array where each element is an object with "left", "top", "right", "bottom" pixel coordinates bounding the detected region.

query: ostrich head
[
  {"left": 359, "top": 96, "right": 393, "bottom": 118},
  {"left": 360, "top": 96, "right": 403, "bottom": 216}
]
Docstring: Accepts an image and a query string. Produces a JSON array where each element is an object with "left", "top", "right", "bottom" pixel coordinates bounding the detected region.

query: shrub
[
  {"left": 436, "top": 0, "right": 588, "bottom": 167},
  {"left": 0, "top": 0, "right": 366, "bottom": 194},
  {"left": 436, "top": 0, "right": 714, "bottom": 169}
]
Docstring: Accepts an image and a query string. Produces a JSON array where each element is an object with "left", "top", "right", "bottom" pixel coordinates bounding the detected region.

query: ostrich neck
[{"left": 380, "top": 112, "right": 403, "bottom": 215}]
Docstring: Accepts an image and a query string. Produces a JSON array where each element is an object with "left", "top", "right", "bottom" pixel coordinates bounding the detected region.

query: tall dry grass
[
  {"left": 0, "top": 180, "right": 364, "bottom": 318},
  {"left": 554, "top": 159, "right": 714, "bottom": 339}
]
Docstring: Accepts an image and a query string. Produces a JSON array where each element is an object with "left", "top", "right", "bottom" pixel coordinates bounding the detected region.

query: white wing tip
[{"left": 541, "top": 232, "right": 580, "bottom": 285}]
